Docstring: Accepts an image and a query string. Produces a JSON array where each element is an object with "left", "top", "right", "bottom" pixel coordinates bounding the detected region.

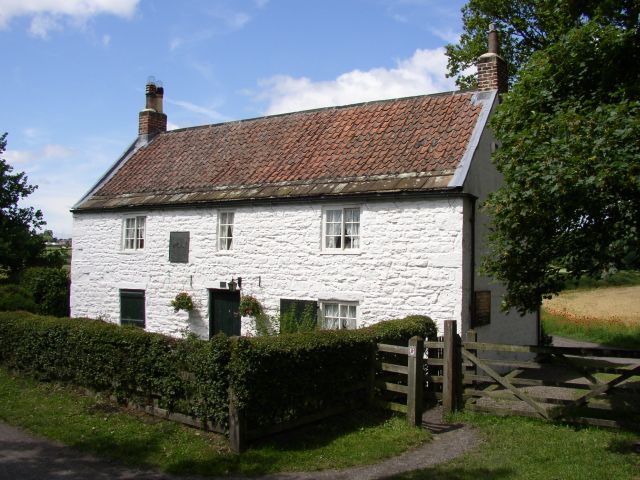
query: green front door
[{"left": 209, "top": 289, "right": 241, "bottom": 337}]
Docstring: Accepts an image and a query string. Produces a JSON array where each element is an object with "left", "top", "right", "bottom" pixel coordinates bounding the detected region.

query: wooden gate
[
  {"left": 376, "top": 336, "right": 424, "bottom": 426},
  {"left": 436, "top": 320, "right": 640, "bottom": 428}
]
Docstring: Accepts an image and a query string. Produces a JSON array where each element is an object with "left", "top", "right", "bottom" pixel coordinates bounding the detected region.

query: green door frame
[{"left": 209, "top": 288, "right": 241, "bottom": 338}]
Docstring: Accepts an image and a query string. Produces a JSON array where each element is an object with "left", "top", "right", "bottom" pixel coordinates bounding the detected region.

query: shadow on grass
[
  {"left": 383, "top": 466, "right": 513, "bottom": 480},
  {"left": 252, "top": 408, "right": 400, "bottom": 451},
  {"left": 608, "top": 437, "right": 640, "bottom": 455},
  {"left": 60, "top": 408, "right": 417, "bottom": 477},
  {"left": 166, "top": 409, "right": 418, "bottom": 476}
]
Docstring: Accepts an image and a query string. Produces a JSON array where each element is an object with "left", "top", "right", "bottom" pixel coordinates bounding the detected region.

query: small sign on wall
[
  {"left": 473, "top": 290, "right": 491, "bottom": 327},
  {"left": 169, "top": 231, "right": 190, "bottom": 263}
]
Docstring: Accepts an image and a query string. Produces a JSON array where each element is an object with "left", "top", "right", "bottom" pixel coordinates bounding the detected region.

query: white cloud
[
  {"left": 167, "top": 121, "right": 181, "bottom": 131},
  {"left": 227, "top": 12, "right": 250, "bottom": 29},
  {"left": 23, "top": 127, "right": 41, "bottom": 140},
  {"left": 429, "top": 27, "right": 460, "bottom": 44},
  {"left": 0, "top": 0, "right": 139, "bottom": 37},
  {"left": 169, "top": 36, "right": 183, "bottom": 52},
  {"left": 4, "top": 143, "right": 74, "bottom": 166},
  {"left": 254, "top": 0, "right": 269, "bottom": 8},
  {"left": 101, "top": 33, "right": 111, "bottom": 46},
  {"left": 166, "top": 99, "right": 228, "bottom": 122},
  {"left": 4, "top": 149, "right": 35, "bottom": 165},
  {"left": 206, "top": 7, "right": 250, "bottom": 30},
  {"left": 28, "top": 185, "right": 82, "bottom": 238},
  {"left": 392, "top": 13, "right": 409, "bottom": 23},
  {"left": 29, "top": 14, "right": 62, "bottom": 38},
  {"left": 256, "top": 48, "right": 456, "bottom": 115},
  {"left": 187, "top": 59, "right": 216, "bottom": 81},
  {"left": 43, "top": 144, "right": 75, "bottom": 158}
]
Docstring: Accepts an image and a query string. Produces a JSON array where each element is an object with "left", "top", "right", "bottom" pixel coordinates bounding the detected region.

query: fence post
[
  {"left": 442, "top": 320, "right": 459, "bottom": 418},
  {"left": 407, "top": 335, "right": 424, "bottom": 426},
  {"left": 366, "top": 341, "right": 377, "bottom": 407},
  {"left": 228, "top": 389, "right": 246, "bottom": 453}
]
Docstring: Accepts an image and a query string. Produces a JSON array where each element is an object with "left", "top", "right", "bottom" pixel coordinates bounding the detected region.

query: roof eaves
[
  {"left": 72, "top": 186, "right": 469, "bottom": 214},
  {"left": 72, "top": 171, "right": 458, "bottom": 212},
  {"left": 448, "top": 89, "right": 497, "bottom": 188}
]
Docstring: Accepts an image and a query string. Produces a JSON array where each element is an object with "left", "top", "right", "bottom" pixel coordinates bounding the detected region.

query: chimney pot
[
  {"left": 156, "top": 86, "right": 164, "bottom": 113},
  {"left": 488, "top": 23, "right": 499, "bottom": 55},
  {"left": 476, "top": 25, "right": 508, "bottom": 93},
  {"left": 139, "top": 77, "right": 167, "bottom": 137}
]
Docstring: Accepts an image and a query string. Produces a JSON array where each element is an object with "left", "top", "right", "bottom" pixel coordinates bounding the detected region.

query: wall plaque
[{"left": 169, "top": 231, "right": 190, "bottom": 263}]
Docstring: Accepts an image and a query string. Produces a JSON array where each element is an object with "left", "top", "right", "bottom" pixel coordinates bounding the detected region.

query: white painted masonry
[{"left": 71, "top": 197, "right": 466, "bottom": 338}]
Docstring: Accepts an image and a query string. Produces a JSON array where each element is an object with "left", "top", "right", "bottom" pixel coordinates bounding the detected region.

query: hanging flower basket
[
  {"left": 171, "top": 292, "right": 194, "bottom": 312},
  {"left": 239, "top": 295, "right": 263, "bottom": 317}
]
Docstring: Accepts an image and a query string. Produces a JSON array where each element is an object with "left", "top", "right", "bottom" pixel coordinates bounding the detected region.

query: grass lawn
[
  {"left": 390, "top": 412, "right": 640, "bottom": 480},
  {"left": 0, "top": 367, "right": 430, "bottom": 476}
]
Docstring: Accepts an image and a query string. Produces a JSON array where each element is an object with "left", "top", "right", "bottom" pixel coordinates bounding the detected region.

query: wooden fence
[
  {"left": 145, "top": 324, "right": 640, "bottom": 452},
  {"left": 418, "top": 320, "right": 640, "bottom": 429}
]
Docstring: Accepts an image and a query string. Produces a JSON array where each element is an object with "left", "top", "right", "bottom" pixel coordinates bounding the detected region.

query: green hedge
[
  {"left": 0, "top": 312, "right": 230, "bottom": 427},
  {"left": 230, "top": 315, "right": 437, "bottom": 430},
  {"left": 0, "top": 311, "right": 436, "bottom": 434}
]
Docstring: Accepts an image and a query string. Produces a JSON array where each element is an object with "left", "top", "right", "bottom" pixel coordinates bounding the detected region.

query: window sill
[
  {"left": 120, "top": 249, "right": 145, "bottom": 254},
  {"left": 320, "top": 250, "right": 362, "bottom": 256}
]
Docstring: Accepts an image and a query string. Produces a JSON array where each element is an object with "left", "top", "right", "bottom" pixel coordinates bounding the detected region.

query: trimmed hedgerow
[
  {"left": 0, "top": 311, "right": 436, "bottom": 435},
  {"left": 230, "top": 315, "right": 436, "bottom": 430},
  {"left": 0, "top": 311, "right": 231, "bottom": 428}
]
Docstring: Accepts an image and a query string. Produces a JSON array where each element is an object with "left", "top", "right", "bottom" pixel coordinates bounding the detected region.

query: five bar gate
[{"left": 377, "top": 320, "right": 640, "bottom": 429}]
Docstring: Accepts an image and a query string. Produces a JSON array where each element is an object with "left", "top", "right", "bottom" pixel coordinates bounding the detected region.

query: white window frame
[
  {"left": 321, "top": 206, "right": 361, "bottom": 253},
  {"left": 217, "top": 211, "right": 235, "bottom": 251},
  {"left": 319, "top": 301, "right": 358, "bottom": 330},
  {"left": 122, "top": 215, "right": 146, "bottom": 251}
]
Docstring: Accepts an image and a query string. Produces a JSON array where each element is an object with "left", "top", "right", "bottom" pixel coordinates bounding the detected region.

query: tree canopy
[
  {"left": 446, "top": 0, "right": 639, "bottom": 88},
  {"left": 446, "top": 2, "right": 640, "bottom": 312},
  {"left": 0, "top": 133, "right": 45, "bottom": 277}
]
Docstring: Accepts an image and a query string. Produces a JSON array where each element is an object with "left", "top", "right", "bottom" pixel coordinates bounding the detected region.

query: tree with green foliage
[
  {"left": 0, "top": 133, "right": 45, "bottom": 278},
  {"left": 20, "top": 267, "right": 70, "bottom": 317},
  {"left": 446, "top": 0, "right": 639, "bottom": 88},
  {"left": 466, "top": 14, "right": 640, "bottom": 312}
]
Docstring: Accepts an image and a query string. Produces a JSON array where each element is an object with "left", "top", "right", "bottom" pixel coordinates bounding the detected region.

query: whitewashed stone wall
[{"left": 71, "top": 198, "right": 465, "bottom": 338}]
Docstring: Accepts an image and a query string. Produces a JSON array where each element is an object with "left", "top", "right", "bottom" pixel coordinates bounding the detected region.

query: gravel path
[{"left": 0, "top": 407, "right": 478, "bottom": 480}]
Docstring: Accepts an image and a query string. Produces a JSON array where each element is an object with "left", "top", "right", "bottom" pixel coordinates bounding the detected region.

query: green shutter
[{"left": 120, "top": 289, "right": 145, "bottom": 327}]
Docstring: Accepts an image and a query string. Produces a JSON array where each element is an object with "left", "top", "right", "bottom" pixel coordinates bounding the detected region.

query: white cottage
[{"left": 70, "top": 29, "right": 539, "bottom": 345}]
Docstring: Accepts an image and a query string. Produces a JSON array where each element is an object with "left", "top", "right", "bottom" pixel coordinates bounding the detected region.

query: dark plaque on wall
[
  {"left": 169, "top": 231, "right": 190, "bottom": 263},
  {"left": 473, "top": 290, "right": 491, "bottom": 327}
]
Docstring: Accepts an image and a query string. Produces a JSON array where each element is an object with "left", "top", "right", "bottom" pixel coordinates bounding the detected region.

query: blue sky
[{"left": 1, "top": 0, "right": 468, "bottom": 237}]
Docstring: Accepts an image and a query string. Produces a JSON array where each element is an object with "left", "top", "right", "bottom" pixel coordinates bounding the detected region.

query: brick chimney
[
  {"left": 477, "top": 24, "right": 508, "bottom": 93},
  {"left": 138, "top": 77, "right": 167, "bottom": 137}
]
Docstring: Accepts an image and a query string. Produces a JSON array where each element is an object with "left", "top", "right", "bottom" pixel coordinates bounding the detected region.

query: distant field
[
  {"left": 542, "top": 284, "right": 640, "bottom": 349},
  {"left": 544, "top": 285, "right": 640, "bottom": 326}
]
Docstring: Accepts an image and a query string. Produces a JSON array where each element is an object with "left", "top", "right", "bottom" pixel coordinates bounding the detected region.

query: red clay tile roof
[{"left": 76, "top": 91, "right": 486, "bottom": 210}]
